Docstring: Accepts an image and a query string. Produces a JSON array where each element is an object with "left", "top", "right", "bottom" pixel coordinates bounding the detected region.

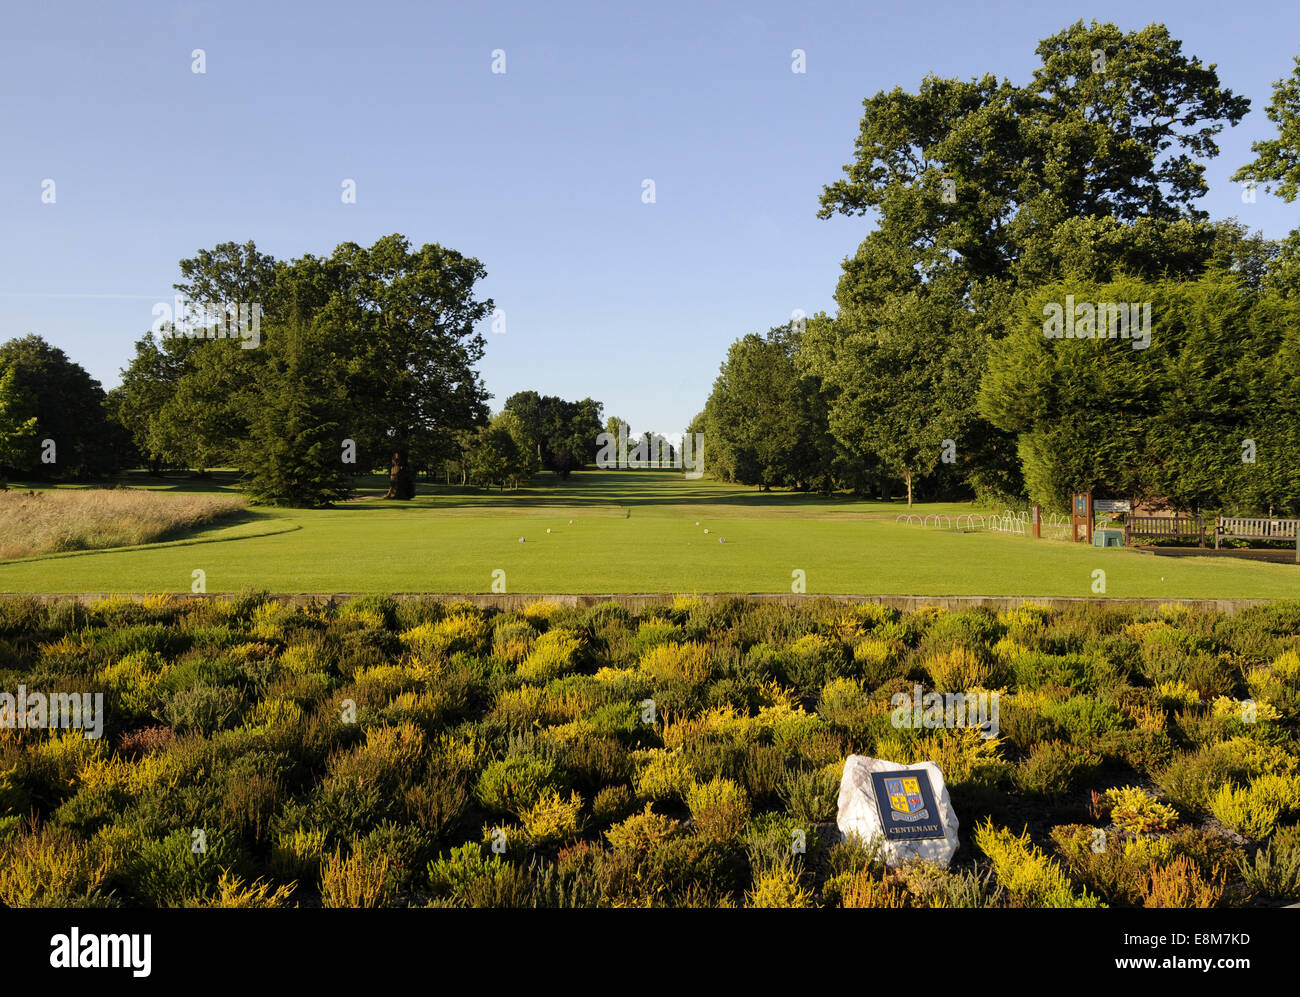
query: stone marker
[{"left": 836, "top": 753, "right": 959, "bottom": 867}]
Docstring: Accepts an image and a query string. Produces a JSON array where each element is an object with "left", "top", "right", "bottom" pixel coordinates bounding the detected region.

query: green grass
[{"left": 1, "top": 470, "right": 1297, "bottom": 596}]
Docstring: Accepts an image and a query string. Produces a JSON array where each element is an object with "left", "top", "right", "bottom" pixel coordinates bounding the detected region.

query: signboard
[
  {"left": 1072, "top": 491, "right": 1094, "bottom": 544},
  {"left": 1094, "top": 499, "right": 1131, "bottom": 513},
  {"left": 869, "top": 769, "right": 946, "bottom": 841}
]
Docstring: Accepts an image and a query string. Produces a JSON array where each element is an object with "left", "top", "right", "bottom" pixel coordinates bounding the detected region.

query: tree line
[
  {"left": 694, "top": 21, "right": 1300, "bottom": 515},
  {"left": 0, "top": 235, "right": 606, "bottom": 504}
]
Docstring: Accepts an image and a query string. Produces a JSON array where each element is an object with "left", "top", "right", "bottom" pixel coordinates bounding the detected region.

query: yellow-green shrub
[
  {"left": 1104, "top": 786, "right": 1179, "bottom": 834},
  {"left": 632, "top": 749, "right": 694, "bottom": 802},
  {"left": 0, "top": 823, "right": 116, "bottom": 907},
  {"left": 182, "top": 871, "right": 297, "bottom": 908},
  {"left": 517, "top": 628, "right": 584, "bottom": 682},
  {"left": 638, "top": 642, "right": 712, "bottom": 685},
  {"left": 1210, "top": 773, "right": 1300, "bottom": 839},
  {"left": 746, "top": 865, "right": 815, "bottom": 908},
  {"left": 519, "top": 790, "right": 585, "bottom": 847},
  {"left": 400, "top": 613, "right": 489, "bottom": 657},
  {"left": 98, "top": 650, "right": 171, "bottom": 718},
  {"left": 686, "top": 777, "right": 750, "bottom": 842},
  {"left": 924, "top": 646, "right": 1002, "bottom": 691},
  {"left": 270, "top": 826, "right": 328, "bottom": 880},
  {"left": 974, "top": 821, "right": 1104, "bottom": 908},
  {"left": 605, "top": 803, "right": 681, "bottom": 853},
  {"left": 320, "top": 847, "right": 392, "bottom": 907}
]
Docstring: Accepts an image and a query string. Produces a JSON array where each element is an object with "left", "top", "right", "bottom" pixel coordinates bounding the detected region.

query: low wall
[{"left": 3, "top": 592, "right": 1278, "bottom": 615}]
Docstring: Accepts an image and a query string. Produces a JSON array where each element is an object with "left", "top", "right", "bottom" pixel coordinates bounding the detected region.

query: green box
[{"left": 1093, "top": 529, "right": 1124, "bottom": 548}]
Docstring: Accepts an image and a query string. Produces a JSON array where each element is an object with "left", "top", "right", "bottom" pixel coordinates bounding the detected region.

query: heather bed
[{"left": 1, "top": 594, "right": 1298, "bottom": 908}]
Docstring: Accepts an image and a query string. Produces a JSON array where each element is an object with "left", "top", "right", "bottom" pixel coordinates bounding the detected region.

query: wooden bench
[
  {"left": 1125, "top": 515, "right": 1205, "bottom": 546},
  {"left": 1215, "top": 517, "right": 1300, "bottom": 549}
]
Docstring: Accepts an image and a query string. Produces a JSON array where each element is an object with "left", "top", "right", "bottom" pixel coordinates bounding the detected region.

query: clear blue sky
[{"left": 1, "top": 0, "right": 1296, "bottom": 439}]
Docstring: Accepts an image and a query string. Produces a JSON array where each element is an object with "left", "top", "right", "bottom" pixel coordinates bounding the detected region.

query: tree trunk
[
  {"left": 905, "top": 471, "right": 914, "bottom": 508},
  {"left": 385, "top": 449, "right": 415, "bottom": 499}
]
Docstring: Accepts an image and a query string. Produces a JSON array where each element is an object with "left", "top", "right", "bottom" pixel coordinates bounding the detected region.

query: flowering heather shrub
[
  {"left": 0, "top": 822, "right": 117, "bottom": 907},
  {"left": 181, "top": 871, "right": 296, "bottom": 908},
  {"left": 747, "top": 865, "right": 815, "bottom": 908},
  {"left": 638, "top": 642, "right": 712, "bottom": 685},
  {"left": 400, "top": 614, "right": 489, "bottom": 657},
  {"left": 517, "top": 628, "right": 584, "bottom": 683},
  {"left": 686, "top": 777, "right": 750, "bottom": 842},
  {"left": 321, "top": 847, "right": 392, "bottom": 908},
  {"left": 1139, "top": 855, "right": 1225, "bottom": 908},
  {"left": 1104, "top": 786, "right": 1179, "bottom": 834},
  {"left": 521, "top": 790, "right": 585, "bottom": 847},
  {"left": 2, "top": 595, "right": 1298, "bottom": 907},
  {"left": 974, "top": 821, "right": 1104, "bottom": 908}
]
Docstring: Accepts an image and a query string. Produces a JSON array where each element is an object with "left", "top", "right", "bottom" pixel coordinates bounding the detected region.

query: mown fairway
[{"left": 2, "top": 471, "right": 1298, "bottom": 597}]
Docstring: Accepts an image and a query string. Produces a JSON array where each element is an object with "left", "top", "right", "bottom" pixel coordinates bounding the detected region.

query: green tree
[
  {"left": 236, "top": 314, "right": 350, "bottom": 507},
  {"left": 0, "top": 335, "right": 117, "bottom": 479},
  {"left": 0, "top": 366, "right": 38, "bottom": 480},
  {"left": 702, "top": 324, "right": 832, "bottom": 490}
]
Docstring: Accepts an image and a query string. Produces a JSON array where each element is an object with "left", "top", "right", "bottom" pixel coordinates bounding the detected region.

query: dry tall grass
[{"left": 0, "top": 488, "right": 246, "bottom": 559}]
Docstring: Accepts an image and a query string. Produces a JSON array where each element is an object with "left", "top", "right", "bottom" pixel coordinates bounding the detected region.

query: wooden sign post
[
  {"left": 1032, "top": 504, "right": 1041, "bottom": 539},
  {"left": 1072, "top": 492, "right": 1093, "bottom": 544}
]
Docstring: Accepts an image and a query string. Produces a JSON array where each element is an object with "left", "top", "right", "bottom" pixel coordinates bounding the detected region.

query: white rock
[{"left": 835, "top": 754, "right": 959, "bottom": 867}]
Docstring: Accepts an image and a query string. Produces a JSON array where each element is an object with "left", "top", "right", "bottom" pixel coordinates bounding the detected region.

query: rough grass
[{"left": 0, "top": 488, "right": 246, "bottom": 559}]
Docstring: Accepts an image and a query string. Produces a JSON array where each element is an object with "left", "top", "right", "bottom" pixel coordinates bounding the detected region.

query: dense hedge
[{"left": 2, "top": 594, "right": 1299, "bottom": 907}]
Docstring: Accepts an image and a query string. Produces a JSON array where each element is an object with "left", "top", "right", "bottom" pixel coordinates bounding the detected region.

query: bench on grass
[
  {"left": 1215, "top": 517, "right": 1300, "bottom": 549},
  {"left": 1124, "top": 515, "right": 1205, "bottom": 546}
]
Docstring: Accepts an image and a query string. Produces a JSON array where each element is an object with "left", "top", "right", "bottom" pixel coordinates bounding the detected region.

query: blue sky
[{"left": 1, "top": 0, "right": 1297, "bottom": 438}]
